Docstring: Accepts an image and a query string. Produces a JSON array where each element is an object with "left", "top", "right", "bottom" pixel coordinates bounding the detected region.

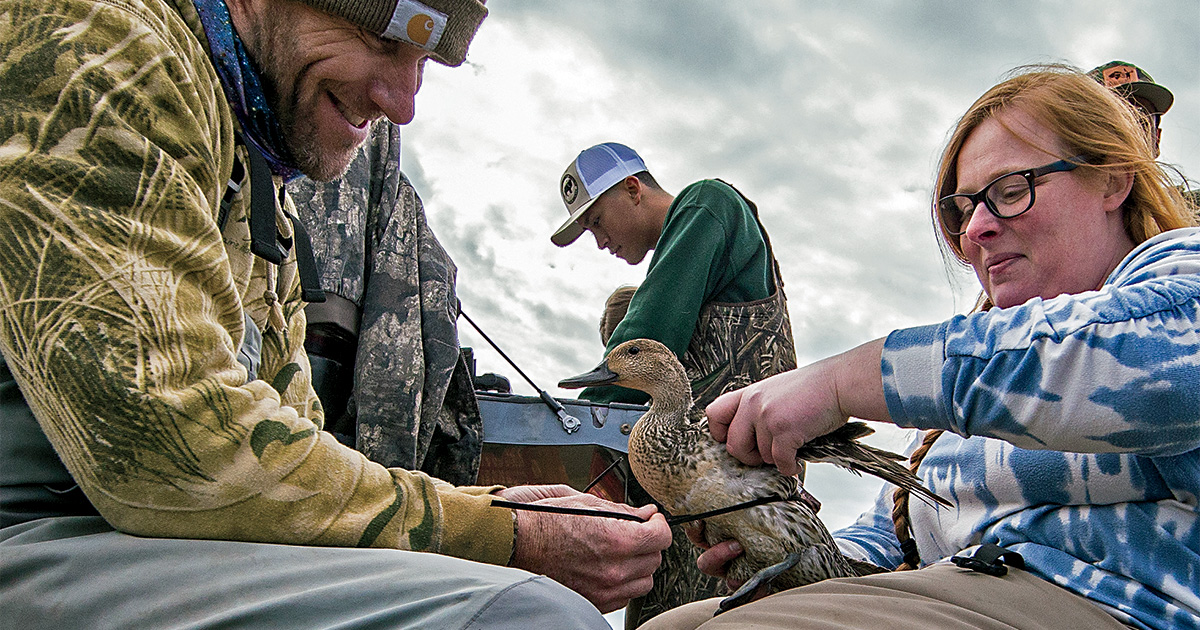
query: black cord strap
[
  {"left": 665, "top": 494, "right": 802, "bottom": 527},
  {"left": 490, "top": 499, "right": 646, "bottom": 522},
  {"left": 492, "top": 493, "right": 805, "bottom": 528},
  {"left": 582, "top": 456, "right": 626, "bottom": 494}
]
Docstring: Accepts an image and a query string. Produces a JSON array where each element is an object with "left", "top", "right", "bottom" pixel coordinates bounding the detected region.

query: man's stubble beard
[{"left": 248, "top": 18, "right": 358, "bottom": 182}]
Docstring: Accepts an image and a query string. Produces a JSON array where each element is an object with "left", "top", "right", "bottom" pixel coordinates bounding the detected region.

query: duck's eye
[{"left": 628, "top": 346, "right": 640, "bottom": 355}]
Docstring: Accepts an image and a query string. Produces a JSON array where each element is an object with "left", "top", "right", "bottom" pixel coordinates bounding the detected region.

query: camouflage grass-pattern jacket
[{"left": 0, "top": 0, "right": 512, "bottom": 565}]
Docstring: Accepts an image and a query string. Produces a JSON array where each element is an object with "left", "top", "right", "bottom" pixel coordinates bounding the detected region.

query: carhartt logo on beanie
[{"left": 301, "top": 0, "right": 487, "bottom": 67}]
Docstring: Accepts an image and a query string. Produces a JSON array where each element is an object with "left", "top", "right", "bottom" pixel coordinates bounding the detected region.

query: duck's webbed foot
[{"left": 714, "top": 551, "right": 804, "bottom": 615}]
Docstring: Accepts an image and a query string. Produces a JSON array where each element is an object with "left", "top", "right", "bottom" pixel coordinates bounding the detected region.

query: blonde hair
[
  {"left": 934, "top": 65, "right": 1196, "bottom": 266},
  {"left": 599, "top": 286, "right": 638, "bottom": 346}
]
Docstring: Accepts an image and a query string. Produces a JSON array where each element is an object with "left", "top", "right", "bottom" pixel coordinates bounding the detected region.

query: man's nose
[
  {"left": 592, "top": 231, "right": 609, "bottom": 250},
  {"left": 370, "top": 50, "right": 426, "bottom": 125}
]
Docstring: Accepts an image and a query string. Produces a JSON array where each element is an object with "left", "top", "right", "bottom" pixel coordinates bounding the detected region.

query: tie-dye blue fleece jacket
[{"left": 836, "top": 227, "right": 1200, "bottom": 630}]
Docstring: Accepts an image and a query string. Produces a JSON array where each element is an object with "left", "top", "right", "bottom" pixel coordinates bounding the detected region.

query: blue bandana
[{"left": 193, "top": 0, "right": 303, "bottom": 181}]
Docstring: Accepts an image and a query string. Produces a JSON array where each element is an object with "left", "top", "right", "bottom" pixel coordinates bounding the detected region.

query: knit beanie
[{"left": 301, "top": 0, "right": 487, "bottom": 66}]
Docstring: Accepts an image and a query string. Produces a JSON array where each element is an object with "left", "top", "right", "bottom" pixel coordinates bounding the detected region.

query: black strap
[
  {"left": 900, "top": 538, "right": 921, "bottom": 568},
  {"left": 239, "top": 140, "right": 326, "bottom": 302},
  {"left": 492, "top": 493, "right": 804, "bottom": 528},
  {"left": 950, "top": 543, "right": 1025, "bottom": 577},
  {"left": 287, "top": 214, "right": 326, "bottom": 303},
  {"left": 245, "top": 142, "right": 285, "bottom": 265}
]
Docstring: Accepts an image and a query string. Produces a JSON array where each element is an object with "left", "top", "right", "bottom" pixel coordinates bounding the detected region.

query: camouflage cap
[
  {"left": 301, "top": 0, "right": 487, "bottom": 67},
  {"left": 1088, "top": 60, "right": 1174, "bottom": 114}
]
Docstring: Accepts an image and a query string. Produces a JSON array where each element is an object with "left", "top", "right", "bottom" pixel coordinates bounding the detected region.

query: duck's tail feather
[
  {"left": 799, "top": 422, "right": 952, "bottom": 508},
  {"left": 845, "top": 556, "right": 890, "bottom": 576}
]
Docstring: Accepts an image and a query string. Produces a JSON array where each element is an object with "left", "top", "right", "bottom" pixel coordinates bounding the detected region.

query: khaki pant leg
[
  {"left": 0, "top": 516, "right": 611, "bottom": 630},
  {"left": 639, "top": 561, "right": 1132, "bottom": 630}
]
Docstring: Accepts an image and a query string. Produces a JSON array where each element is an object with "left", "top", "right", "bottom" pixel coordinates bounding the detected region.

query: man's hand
[{"left": 497, "top": 485, "right": 672, "bottom": 613}]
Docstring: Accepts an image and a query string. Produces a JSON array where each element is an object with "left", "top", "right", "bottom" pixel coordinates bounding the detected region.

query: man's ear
[
  {"left": 1102, "top": 168, "right": 1134, "bottom": 214},
  {"left": 622, "top": 175, "right": 642, "bottom": 203}
]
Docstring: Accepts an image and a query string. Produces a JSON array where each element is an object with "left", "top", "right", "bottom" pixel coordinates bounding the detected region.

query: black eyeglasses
[{"left": 938, "top": 156, "right": 1087, "bottom": 236}]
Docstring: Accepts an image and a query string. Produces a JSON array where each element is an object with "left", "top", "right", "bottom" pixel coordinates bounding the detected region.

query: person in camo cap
[
  {"left": 0, "top": 1, "right": 671, "bottom": 627},
  {"left": 1089, "top": 60, "right": 1197, "bottom": 212},
  {"left": 1088, "top": 60, "right": 1174, "bottom": 158}
]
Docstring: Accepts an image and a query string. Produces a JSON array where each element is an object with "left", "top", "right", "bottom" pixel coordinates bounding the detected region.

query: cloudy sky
[{"left": 395, "top": 0, "right": 1200, "bottom": 539}]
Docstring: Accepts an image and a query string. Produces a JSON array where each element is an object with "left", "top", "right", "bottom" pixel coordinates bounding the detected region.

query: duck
[{"left": 559, "top": 338, "right": 949, "bottom": 611}]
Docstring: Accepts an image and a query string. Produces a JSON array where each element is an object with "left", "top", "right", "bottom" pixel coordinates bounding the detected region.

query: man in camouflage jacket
[{"left": 0, "top": 1, "right": 670, "bottom": 626}]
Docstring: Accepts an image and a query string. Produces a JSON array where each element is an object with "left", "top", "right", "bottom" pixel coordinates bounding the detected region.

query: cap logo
[
  {"left": 407, "top": 15, "right": 435, "bottom": 45},
  {"left": 383, "top": 0, "right": 447, "bottom": 51},
  {"left": 561, "top": 173, "right": 580, "bottom": 206},
  {"left": 1102, "top": 65, "right": 1140, "bottom": 88}
]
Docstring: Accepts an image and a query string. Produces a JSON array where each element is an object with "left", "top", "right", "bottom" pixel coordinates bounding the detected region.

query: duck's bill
[{"left": 558, "top": 363, "right": 619, "bottom": 388}]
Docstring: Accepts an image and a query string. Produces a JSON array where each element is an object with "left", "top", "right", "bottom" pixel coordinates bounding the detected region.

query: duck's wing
[
  {"left": 680, "top": 449, "right": 799, "bottom": 516},
  {"left": 667, "top": 415, "right": 794, "bottom": 509},
  {"left": 799, "top": 422, "right": 951, "bottom": 508}
]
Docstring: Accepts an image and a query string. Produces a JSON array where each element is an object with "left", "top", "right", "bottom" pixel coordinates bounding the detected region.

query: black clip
[
  {"left": 899, "top": 538, "right": 921, "bottom": 568},
  {"left": 950, "top": 543, "right": 1025, "bottom": 577},
  {"left": 950, "top": 554, "right": 1008, "bottom": 576}
]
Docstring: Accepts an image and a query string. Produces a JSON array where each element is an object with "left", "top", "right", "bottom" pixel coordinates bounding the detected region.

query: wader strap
[
  {"left": 287, "top": 213, "right": 326, "bottom": 303},
  {"left": 243, "top": 140, "right": 325, "bottom": 302},
  {"left": 246, "top": 142, "right": 285, "bottom": 265}
]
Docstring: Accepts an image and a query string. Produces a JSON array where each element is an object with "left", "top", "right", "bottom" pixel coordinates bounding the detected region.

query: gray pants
[
  {"left": 1, "top": 516, "right": 609, "bottom": 630},
  {"left": 639, "top": 561, "right": 1133, "bottom": 630}
]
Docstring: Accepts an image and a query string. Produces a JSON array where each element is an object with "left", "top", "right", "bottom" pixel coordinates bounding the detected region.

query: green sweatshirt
[{"left": 582, "top": 179, "right": 771, "bottom": 404}]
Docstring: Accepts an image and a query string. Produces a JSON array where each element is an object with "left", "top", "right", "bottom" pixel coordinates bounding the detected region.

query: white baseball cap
[{"left": 551, "top": 143, "right": 647, "bottom": 247}]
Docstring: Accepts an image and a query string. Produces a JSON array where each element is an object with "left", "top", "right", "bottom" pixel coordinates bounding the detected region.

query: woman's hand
[{"left": 706, "top": 339, "right": 889, "bottom": 477}]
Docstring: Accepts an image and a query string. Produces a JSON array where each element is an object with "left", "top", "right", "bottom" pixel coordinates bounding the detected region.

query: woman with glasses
[{"left": 642, "top": 66, "right": 1198, "bottom": 630}]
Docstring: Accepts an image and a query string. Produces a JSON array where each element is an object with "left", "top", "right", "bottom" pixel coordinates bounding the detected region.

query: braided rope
[
  {"left": 891, "top": 429, "right": 944, "bottom": 570},
  {"left": 892, "top": 297, "right": 987, "bottom": 571}
]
